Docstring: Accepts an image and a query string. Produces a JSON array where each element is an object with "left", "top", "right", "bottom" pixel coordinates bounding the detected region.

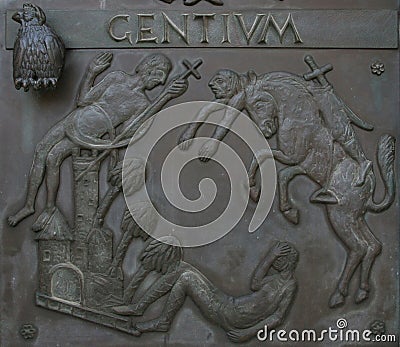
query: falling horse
[
  {"left": 180, "top": 56, "right": 395, "bottom": 308},
  {"left": 242, "top": 57, "right": 396, "bottom": 308}
]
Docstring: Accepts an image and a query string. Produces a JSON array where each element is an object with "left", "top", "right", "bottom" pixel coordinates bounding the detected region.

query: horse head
[{"left": 243, "top": 71, "right": 279, "bottom": 139}]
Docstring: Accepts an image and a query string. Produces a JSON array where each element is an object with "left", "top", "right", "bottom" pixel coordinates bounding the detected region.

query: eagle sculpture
[{"left": 12, "top": 3, "right": 65, "bottom": 91}]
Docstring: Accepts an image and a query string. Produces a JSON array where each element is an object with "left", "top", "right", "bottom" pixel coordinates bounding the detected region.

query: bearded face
[
  {"left": 135, "top": 54, "right": 172, "bottom": 90},
  {"left": 142, "top": 66, "right": 169, "bottom": 90}
]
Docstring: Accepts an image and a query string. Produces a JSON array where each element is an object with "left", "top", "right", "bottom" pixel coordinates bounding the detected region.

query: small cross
[
  {"left": 181, "top": 59, "right": 203, "bottom": 80},
  {"left": 303, "top": 55, "right": 333, "bottom": 87}
]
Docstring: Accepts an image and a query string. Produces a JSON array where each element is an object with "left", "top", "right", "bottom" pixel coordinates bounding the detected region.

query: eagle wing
[
  {"left": 13, "top": 31, "right": 25, "bottom": 79},
  {"left": 44, "top": 28, "right": 65, "bottom": 77}
]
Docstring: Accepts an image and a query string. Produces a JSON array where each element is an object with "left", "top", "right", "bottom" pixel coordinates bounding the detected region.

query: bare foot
[
  {"left": 129, "top": 326, "right": 141, "bottom": 337},
  {"left": 135, "top": 318, "right": 170, "bottom": 333},
  {"left": 112, "top": 304, "right": 145, "bottom": 316},
  {"left": 8, "top": 206, "right": 35, "bottom": 227},
  {"left": 32, "top": 208, "right": 54, "bottom": 232}
]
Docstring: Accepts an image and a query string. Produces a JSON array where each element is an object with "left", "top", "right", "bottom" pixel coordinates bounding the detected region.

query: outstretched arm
[
  {"left": 116, "top": 77, "right": 188, "bottom": 143},
  {"left": 76, "top": 52, "right": 114, "bottom": 106},
  {"left": 178, "top": 101, "right": 227, "bottom": 149},
  {"left": 197, "top": 92, "right": 246, "bottom": 161},
  {"left": 211, "top": 92, "right": 245, "bottom": 141}
]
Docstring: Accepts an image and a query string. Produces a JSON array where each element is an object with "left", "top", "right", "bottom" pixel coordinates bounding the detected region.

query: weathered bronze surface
[
  {"left": 0, "top": 0, "right": 399, "bottom": 346},
  {"left": 5, "top": 9, "right": 398, "bottom": 49},
  {"left": 12, "top": 3, "right": 65, "bottom": 91}
]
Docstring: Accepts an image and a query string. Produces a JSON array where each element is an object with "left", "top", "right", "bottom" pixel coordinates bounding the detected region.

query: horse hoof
[
  {"left": 329, "top": 291, "right": 345, "bottom": 308},
  {"left": 310, "top": 188, "right": 338, "bottom": 204},
  {"left": 283, "top": 208, "right": 299, "bottom": 224},
  {"left": 354, "top": 289, "right": 369, "bottom": 304}
]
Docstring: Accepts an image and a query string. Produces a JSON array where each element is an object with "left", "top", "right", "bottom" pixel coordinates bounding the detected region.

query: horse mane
[{"left": 256, "top": 72, "right": 312, "bottom": 96}]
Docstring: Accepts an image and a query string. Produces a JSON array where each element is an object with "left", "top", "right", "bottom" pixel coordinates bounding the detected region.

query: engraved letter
[
  {"left": 258, "top": 13, "right": 303, "bottom": 44},
  {"left": 235, "top": 13, "right": 265, "bottom": 45},
  {"left": 194, "top": 14, "right": 216, "bottom": 43},
  {"left": 162, "top": 13, "right": 189, "bottom": 44},
  {"left": 221, "top": 14, "right": 230, "bottom": 43},
  {"left": 137, "top": 14, "right": 158, "bottom": 43},
  {"left": 108, "top": 14, "right": 133, "bottom": 45}
]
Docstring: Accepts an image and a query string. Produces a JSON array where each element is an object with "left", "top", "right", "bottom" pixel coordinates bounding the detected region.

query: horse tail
[{"left": 367, "top": 134, "right": 396, "bottom": 213}]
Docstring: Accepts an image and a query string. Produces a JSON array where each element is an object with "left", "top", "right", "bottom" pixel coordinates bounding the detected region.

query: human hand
[
  {"left": 89, "top": 52, "right": 113, "bottom": 74},
  {"left": 178, "top": 129, "right": 195, "bottom": 150},
  {"left": 166, "top": 78, "right": 188, "bottom": 98},
  {"left": 271, "top": 241, "right": 292, "bottom": 258},
  {"left": 198, "top": 140, "right": 219, "bottom": 162}
]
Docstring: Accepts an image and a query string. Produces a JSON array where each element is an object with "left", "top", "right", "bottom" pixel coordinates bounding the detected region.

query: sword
[{"left": 303, "top": 55, "right": 373, "bottom": 131}]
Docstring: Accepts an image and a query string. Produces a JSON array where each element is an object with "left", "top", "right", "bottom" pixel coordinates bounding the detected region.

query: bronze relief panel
[{"left": 0, "top": 0, "right": 398, "bottom": 346}]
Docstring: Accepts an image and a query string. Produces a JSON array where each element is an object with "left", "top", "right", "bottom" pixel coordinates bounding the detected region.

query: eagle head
[{"left": 12, "top": 3, "right": 46, "bottom": 25}]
